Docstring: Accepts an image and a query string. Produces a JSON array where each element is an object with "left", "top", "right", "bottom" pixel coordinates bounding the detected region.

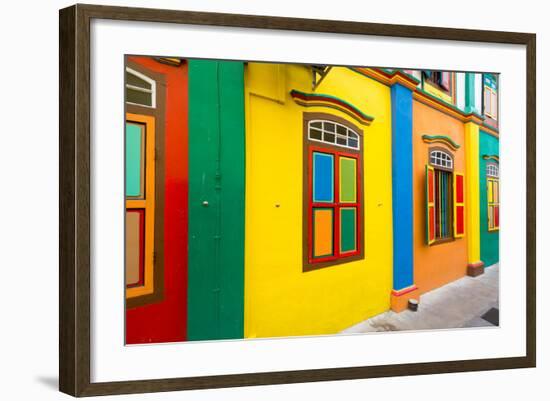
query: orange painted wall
[{"left": 412, "top": 101, "right": 468, "bottom": 294}]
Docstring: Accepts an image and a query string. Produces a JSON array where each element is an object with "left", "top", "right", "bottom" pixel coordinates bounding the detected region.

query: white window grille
[
  {"left": 429, "top": 150, "right": 453, "bottom": 169},
  {"left": 125, "top": 67, "right": 156, "bottom": 108},
  {"left": 308, "top": 120, "right": 360, "bottom": 150},
  {"left": 486, "top": 163, "right": 499, "bottom": 177}
]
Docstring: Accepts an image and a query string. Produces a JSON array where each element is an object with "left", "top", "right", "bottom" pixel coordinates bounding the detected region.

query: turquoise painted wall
[{"left": 479, "top": 130, "right": 499, "bottom": 267}]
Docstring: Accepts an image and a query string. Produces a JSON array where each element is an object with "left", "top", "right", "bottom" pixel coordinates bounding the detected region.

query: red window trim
[{"left": 307, "top": 145, "right": 362, "bottom": 265}]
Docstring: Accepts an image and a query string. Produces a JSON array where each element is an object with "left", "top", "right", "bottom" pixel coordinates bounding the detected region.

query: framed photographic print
[{"left": 59, "top": 3, "right": 536, "bottom": 397}]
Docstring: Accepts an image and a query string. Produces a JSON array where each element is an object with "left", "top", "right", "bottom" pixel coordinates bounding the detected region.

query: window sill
[
  {"left": 430, "top": 237, "right": 455, "bottom": 247},
  {"left": 303, "top": 253, "right": 364, "bottom": 272}
]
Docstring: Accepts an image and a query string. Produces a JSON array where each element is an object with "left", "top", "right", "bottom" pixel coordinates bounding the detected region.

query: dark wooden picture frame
[{"left": 59, "top": 3, "right": 536, "bottom": 397}]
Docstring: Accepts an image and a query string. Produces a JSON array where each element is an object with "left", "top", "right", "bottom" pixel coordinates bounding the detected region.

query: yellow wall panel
[
  {"left": 464, "top": 122, "right": 482, "bottom": 264},
  {"left": 423, "top": 81, "right": 453, "bottom": 104},
  {"left": 244, "top": 64, "right": 393, "bottom": 338}
]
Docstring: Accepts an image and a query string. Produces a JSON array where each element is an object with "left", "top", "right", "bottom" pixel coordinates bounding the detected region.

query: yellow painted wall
[
  {"left": 244, "top": 64, "right": 393, "bottom": 338},
  {"left": 464, "top": 122, "right": 482, "bottom": 264},
  {"left": 423, "top": 81, "right": 453, "bottom": 104}
]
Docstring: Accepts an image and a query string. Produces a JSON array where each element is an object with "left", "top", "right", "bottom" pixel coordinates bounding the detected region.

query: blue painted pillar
[{"left": 390, "top": 83, "right": 417, "bottom": 311}]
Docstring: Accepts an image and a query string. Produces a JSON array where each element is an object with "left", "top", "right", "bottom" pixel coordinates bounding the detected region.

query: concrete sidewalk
[{"left": 341, "top": 264, "right": 499, "bottom": 333}]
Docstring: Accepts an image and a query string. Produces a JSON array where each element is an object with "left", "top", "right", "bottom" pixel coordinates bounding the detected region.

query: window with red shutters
[{"left": 426, "top": 148, "right": 464, "bottom": 245}]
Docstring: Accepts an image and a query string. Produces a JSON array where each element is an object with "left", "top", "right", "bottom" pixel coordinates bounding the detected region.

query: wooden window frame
[
  {"left": 424, "top": 71, "right": 454, "bottom": 98},
  {"left": 124, "top": 59, "right": 166, "bottom": 309},
  {"left": 303, "top": 112, "right": 364, "bottom": 272},
  {"left": 484, "top": 85, "right": 498, "bottom": 119},
  {"left": 126, "top": 67, "right": 157, "bottom": 108},
  {"left": 487, "top": 162, "right": 500, "bottom": 232},
  {"left": 428, "top": 147, "right": 455, "bottom": 244},
  {"left": 125, "top": 115, "right": 156, "bottom": 299}
]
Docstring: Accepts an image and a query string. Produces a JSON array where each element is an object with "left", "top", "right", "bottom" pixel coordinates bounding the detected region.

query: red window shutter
[
  {"left": 426, "top": 165, "right": 436, "bottom": 245},
  {"left": 454, "top": 173, "right": 465, "bottom": 238},
  {"left": 440, "top": 72, "right": 450, "bottom": 91}
]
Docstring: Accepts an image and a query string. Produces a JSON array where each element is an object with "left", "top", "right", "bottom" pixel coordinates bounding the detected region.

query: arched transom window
[
  {"left": 308, "top": 120, "right": 360, "bottom": 150},
  {"left": 425, "top": 147, "right": 462, "bottom": 244},
  {"left": 486, "top": 163, "right": 499, "bottom": 177},
  {"left": 125, "top": 67, "right": 156, "bottom": 108},
  {"left": 429, "top": 149, "right": 453, "bottom": 169}
]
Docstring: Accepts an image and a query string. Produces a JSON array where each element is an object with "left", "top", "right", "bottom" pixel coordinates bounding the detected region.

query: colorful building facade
[
  {"left": 124, "top": 58, "right": 499, "bottom": 343},
  {"left": 479, "top": 74, "right": 500, "bottom": 267}
]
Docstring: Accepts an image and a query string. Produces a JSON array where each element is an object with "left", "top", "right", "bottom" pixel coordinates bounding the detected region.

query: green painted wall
[
  {"left": 188, "top": 60, "right": 245, "bottom": 341},
  {"left": 464, "top": 72, "right": 476, "bottom": 114},
  {"left": 479, "top": 130, "right": 500, "bottom": 267}
]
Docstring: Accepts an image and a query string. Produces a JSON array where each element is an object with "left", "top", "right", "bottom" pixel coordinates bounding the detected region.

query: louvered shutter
[
  {"left": 426, "top": 165, "right": 436, "bottom": 245},
  {"left": 454, "top": 172, "right": 465, "bottom": 238},
  {"left": 440, "top": 72, "right": 450, "bottom": 91}
]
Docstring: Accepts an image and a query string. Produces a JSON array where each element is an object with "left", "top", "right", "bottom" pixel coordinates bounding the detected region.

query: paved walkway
[{"left": 341, "top": 264, "right": 499, "bottom": 333}]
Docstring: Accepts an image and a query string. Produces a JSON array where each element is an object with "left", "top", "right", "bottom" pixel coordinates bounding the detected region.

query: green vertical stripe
[
  {"left": 188, "top": 60, "right": 245, "bottom": 341},
  {"left": 340, "top": 157, "right": 356, "bottom": 202},
  {"left": 465, "top": 72, "right": 476, "bottom": 114},
  {"left": 125, "top": 123, "right": 142, "bottom": 197},
  {"left": 479, "top": 131, "right": 499, "bottom": 266},
  {"left": 340, "top": 208, "right": 356, "bottom": 252}
]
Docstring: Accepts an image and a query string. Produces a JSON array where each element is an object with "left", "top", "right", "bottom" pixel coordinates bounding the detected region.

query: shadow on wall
[{"left": 35, "top": 376, "right": 58, "bottom": 391}]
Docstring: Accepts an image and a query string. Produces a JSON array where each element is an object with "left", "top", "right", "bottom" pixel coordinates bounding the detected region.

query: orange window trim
[{"left": 126, "top": 113, "right": 156, "bottom": 299}]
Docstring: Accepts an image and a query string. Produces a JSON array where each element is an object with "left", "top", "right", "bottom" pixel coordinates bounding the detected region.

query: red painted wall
[{"left": 126, "top": 56, "right": 188, "bottom": 344}]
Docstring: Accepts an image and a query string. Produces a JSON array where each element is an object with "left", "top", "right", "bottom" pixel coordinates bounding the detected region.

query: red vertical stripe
[
  {"left": 428, "top": 170, "right": 434, "bottom": 203},
  {"left": 456, "top": 205, "right": 464, "bottom": 235},
  {"left": 456, "top": 174, "right": 464, "bottom": 203},
  {"left": 454, "top": 173, "right": 465, "bottom": 237},
  {"left": 435, "top": 170, "right": 440, "bottom": 236},
  {"left": 429, "top": 206, "right": 435, "bottom": 241},
  {"left": 334, "top": 153, "right": 340, "bottom": 257},
  {"left": 126, "top": 57, "right": 189, "bottom": 344},
  {"left": 308, "top": 150, "right": 314, "bottom": 260}
]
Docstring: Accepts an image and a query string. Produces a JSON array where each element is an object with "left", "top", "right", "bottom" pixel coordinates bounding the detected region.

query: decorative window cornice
[
  {"left": 153, "top": 57, "right": 183, "bottom": 66},
  {"left": 481, "top": 123, "right": 500, "bottom": 138},
  {"left": 422, "top": 134, "right": 461, "bottom": 150},
  {"left": 290, "top": 89, "right": 374, "bottom": 126},
  {"left": 483, "top": 155, "right": 500, "bottom": 163}
]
